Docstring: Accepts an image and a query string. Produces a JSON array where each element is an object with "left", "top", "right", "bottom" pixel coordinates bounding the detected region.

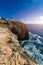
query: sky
[{"left": 0, "top": 0, "right": 43, "bottom": 24}]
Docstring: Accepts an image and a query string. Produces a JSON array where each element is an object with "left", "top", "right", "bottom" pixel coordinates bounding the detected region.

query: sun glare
[
  {"left": 24, "top": 20, "right": 43, "bottom": 24},
  {"left": 35, "top": 20, "right": 43, "bottom": 24},
  {"left": 25, "top": 16, "right": 43, "bottom": 24}
]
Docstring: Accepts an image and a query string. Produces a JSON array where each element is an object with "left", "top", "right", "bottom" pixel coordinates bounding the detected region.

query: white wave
[
  {"left": 29, "top": 32, "right": 32, "bottom": 34},
  {"left": 24, "top": 44, "right": 43, "bottom": 65},
  {"left": 20, "top": 32, "right": 43, "bottom": 65},
  {"left": 29, "top": 32, "right": 43, "bottom": 45},
  {"left": 29, "top": 32, "right": 42, "bottom": 38},
  {"left": 36, "top": 38, "right": 42, "bottom": 43}
]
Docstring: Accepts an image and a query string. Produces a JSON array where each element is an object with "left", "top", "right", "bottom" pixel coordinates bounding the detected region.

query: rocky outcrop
[
  {"left": 0, "top": 18, "right": 29, "bottom": 40},
  {"left": 9, "top": 21, "right": 29, "bottom": 40},
  {"left": 0, "top": 23, "right": 38, "bottom": 65}
]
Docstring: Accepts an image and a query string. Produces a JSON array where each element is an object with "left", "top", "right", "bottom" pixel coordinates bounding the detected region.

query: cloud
[
  {"left": 35, "top": 16, "right": 43, "bottom": 20},
  {"left": 39, "top": 16, "right": 43, "bottom": 19},
  {"left": 21, "top": 18, "right": 29, "bottom": 24},
  {"left": 26, "top": 16, "right": 43, "bottom": 24},
  {"left": 21, "top": 18, "right": 24, "bottom": 22},
  {"left": 31, "top": 16, "right": 43, "bottom": 24},
  {"left": 20, "top": 16, "right": 43, "bottom": 24}
]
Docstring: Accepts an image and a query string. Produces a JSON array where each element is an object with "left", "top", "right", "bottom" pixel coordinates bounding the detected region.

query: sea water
[{"left": 20, "top": 32, "right": 43, "bottom": 65}]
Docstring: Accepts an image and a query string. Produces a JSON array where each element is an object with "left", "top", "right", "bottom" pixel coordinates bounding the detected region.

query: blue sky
[{"left": 0, "top": 0, "right": 43, "bottom": 24}]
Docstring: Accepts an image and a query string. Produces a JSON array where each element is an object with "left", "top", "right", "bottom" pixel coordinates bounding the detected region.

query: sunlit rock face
[
  {"left": 0, "top": 27, "right": 38, "bottom": 65},
  {"left": 0, "top": 18, "right": 38, "bottom": 65},
  {"left": 0, "top": 44, "right": 14, "bottom": 65}
]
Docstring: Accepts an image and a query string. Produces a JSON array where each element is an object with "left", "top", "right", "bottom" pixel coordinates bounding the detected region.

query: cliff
[
  {"left": 0, "top": 18, "right": 29, "bottom": 40},
  {"left": 0, "top": 17, "right": 38, "bottom": 65}
]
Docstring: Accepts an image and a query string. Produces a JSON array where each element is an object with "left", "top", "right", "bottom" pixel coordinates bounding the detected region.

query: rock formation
[
  {"left": 0, "top": 17, "right": 39, "bottom": 65},
  {"left": 8, "top": 20, "right": 29, "bottom": 40},
  {"left": 0, "top": 18, "right": 29, "bottom": 40}
]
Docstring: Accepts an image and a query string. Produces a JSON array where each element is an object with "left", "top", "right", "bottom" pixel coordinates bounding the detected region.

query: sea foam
[{"left": 20, "top": 32, "right": 43, "bottom": 65}]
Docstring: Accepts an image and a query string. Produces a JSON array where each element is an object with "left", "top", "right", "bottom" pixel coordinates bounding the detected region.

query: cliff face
[
  {"left": 0, "top": 18, "right": 38, "bottom": 65},
  {"left": 0, "top": 19, "right": 29, "bottom": 40},
  {"left": 8, "top": 20, "right": 29, "bottom": 40}
]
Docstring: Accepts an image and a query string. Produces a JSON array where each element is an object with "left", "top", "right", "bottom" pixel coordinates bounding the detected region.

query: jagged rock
[
  {"left": 0, "top": 18, "right": 29, "bottom": 40},
  {"left": 0, "top": 18, "right": 39, "bottom": 65},
  {"left": 9, "top": 21, "right": 29, "bottom": 40},
  {"left": 0, "top": 26, "right": 38, "bottom": 65}
]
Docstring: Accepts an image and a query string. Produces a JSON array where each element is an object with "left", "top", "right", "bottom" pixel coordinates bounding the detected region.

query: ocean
[{"left": 20, "top": 24, "right": 43, "bottom": 65}]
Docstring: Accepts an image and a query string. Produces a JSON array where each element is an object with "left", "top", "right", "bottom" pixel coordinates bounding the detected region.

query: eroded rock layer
[
  {"left": 0, "top": 25, "right": 38, "bottom": 65},
  {"left": 0, "top": 18, "right": 37, "bottom": 65}
]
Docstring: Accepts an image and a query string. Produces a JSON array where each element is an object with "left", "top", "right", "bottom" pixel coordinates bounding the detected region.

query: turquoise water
[{"left": 20, "top": 32, "right": 43, "bottom": 65}]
